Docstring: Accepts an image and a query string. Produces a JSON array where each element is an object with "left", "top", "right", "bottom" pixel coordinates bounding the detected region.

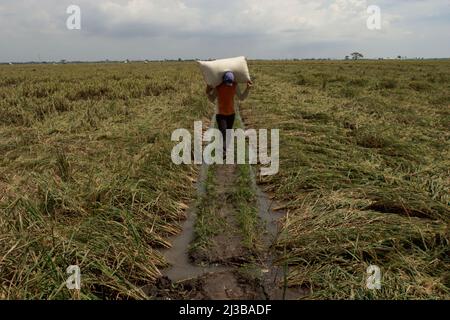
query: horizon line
[{"left": 2, "top": 57, "right": 450, "bottom": 65}]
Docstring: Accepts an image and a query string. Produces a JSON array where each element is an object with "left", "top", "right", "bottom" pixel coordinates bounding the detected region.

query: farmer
[{"left": 205, "top": 71, "right": 253, "bottom": 155}]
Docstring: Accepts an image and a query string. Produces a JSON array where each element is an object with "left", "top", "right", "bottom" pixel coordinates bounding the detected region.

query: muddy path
[
  {"left": 190, "top": 165, "right": 250, "bottom": 265},
  {"left": 146, "top": 110, "right": 308, "bottom": 300}
]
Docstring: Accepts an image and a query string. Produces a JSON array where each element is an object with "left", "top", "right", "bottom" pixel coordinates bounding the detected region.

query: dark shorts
[{"left": 216, "top": 114, "right": 235, "bottom": 151}]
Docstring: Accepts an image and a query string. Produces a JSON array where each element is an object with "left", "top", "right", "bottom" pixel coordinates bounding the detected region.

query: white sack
[{"left": 197, "top": 56, "right": 251, "bottom": 87}]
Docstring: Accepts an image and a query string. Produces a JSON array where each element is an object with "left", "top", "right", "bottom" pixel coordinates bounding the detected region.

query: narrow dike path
[{"left": 145, "top": 107, "right": 306, "bottom": 300}]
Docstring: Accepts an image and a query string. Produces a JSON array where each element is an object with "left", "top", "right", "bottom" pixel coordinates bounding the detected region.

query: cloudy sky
[{"left": 1, "top": 0, "right": 449, "bottom": 62}]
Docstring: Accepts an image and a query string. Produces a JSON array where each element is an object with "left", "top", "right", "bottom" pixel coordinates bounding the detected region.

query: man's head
[{"left": 223, "top": 71, "right": 235, "bottom": 86}]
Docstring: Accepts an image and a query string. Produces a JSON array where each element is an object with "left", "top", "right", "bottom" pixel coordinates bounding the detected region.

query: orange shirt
[{"left": 216, "top": 83, "right": 237, "bottom": 116}]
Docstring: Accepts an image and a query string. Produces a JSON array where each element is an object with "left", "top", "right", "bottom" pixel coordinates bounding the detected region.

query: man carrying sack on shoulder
[{"left": 205, "top": 71, "right": 253, "bottom": 156}]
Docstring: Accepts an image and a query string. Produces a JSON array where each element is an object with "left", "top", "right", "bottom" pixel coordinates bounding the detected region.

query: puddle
[
  {"left": 238, "top": 109, "right": 284, "bottom": 244},
  {"left": 240, "top": 112, "right": 308, "bottom": 300},
  {"left": 251, "top": 170, "right": 285, "bottom": 243},
  {"left": 161, "top": 159, "right": 231, "bottom": 282},
  {"left": 161, "top": 114, "right": 231, "bottom": 282},
  {"left": 250, "top": 168, "right": 306, "bottom": 300}
]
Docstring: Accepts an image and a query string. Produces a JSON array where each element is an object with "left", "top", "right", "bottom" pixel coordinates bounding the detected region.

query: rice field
[
  {"left": 0, "top": 60, "right": 449, "bottom": 299},
  {"left": 0, "top": 62, "right": 212, "bottom": 299},
  {"left": 241, "top": 60, "right": 450, "bottom": 299}
]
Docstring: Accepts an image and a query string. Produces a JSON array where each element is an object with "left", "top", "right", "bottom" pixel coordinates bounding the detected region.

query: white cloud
[
  {"left": 0, "top": 0, "right": 448, "bottom": 61},
  {"left": 86, "top": 0, "right": 371, "bottom": 38}
]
